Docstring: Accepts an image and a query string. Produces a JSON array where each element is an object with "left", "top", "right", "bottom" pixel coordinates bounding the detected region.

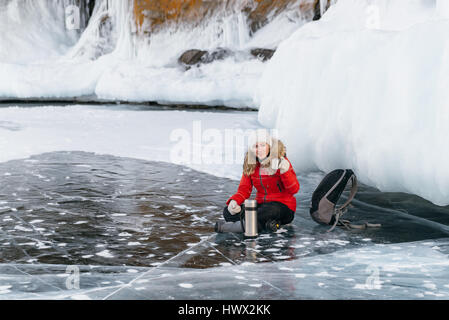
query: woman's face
[{"left": 253, "top": 142, "right": 270, "bottom": 159}]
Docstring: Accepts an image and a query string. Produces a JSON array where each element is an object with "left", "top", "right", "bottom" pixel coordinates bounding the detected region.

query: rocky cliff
[{"left": 133, "top": 0, "right": 328, "bottom": 34}]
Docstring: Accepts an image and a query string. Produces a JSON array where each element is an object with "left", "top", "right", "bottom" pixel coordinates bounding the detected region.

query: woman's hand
[
  {"left": 273, "top": 157, "right": 290, "bottom": 174},
  {"left": 228, "top": 200, "right": 242, "bottom": 215},
  {"left": 279, "top": 157, "right": 290, "bottom": 174}
]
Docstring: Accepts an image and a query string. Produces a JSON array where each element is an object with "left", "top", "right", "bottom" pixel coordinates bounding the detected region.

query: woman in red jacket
[{"left": 216, "top": 130, "right": 300, "bottom": 233}]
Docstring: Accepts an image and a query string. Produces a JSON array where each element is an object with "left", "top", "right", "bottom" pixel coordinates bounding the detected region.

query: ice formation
[
  {"left": 0, "top": 0, "right": 312, "bottom": 107},
  {"left": 256, "top": 0, "right": 449, "bottom": 206}
]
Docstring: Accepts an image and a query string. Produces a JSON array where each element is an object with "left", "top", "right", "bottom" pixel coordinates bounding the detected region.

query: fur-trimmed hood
[{"left": 243, "top": 138, "right": 286, "bottom": 176}]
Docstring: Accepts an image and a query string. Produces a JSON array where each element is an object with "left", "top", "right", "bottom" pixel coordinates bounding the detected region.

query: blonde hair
[{"left": 243, "top": 139, "right": 286, "bottom": 176}]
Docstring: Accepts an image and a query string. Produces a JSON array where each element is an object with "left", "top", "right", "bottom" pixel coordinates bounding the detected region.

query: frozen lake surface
[
  {"left": 2, "top": 0, "right": 449, "bottom": 300},
  {"left": 1, "top": 104, "right": 449, "bottom": 299},
  {"left": 1, "top": 150, "right": 449, "bottom": 299}
]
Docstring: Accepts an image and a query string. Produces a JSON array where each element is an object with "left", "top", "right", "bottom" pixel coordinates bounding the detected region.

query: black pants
[{"left": 223, "top": 201, "right": 294, "bottom": 231}]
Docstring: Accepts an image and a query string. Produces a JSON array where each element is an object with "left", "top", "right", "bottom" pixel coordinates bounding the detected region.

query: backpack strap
[
  {"left": 327, "top": 173, "right": 358, "bottom": 233},
  {"left": 323, "top": 170, "right": 348, "bottom": 201},
  {"left": 327, "top": 210, "right": 344, "bottom": 232},
  {"left": 337, "top": 173, "right": 358, "bottom": 212},
  {"left": 340, "top": 220, "right": 382, "bottom": 229},
  {"left": 327, "top": 174, "right": 381, "bottom": 232}
]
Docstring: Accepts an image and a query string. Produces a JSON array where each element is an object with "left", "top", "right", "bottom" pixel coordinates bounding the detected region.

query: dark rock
[
  {"left": 178, "top": 47, "right": 274, "bottom": 69},
  {"left": 178, "top": 49, "right": 208, "bottom": 66},
  {"left": 313, "top": 0, "right": 331, "bottom": 21},
  {"left": 313, "top": 1, "right": 322, "bottom": 21},
  {"left": 178, "top": 48, "right": 233, "bottom": 67},
  {"left": 88, "top": 0, "right": 96, "bottom": 17},
  {"left": 249, "top": 15, "right": 268, "bottom": 35},
  {"left": 201, "top": 48, "right": 233, "bottom": 64},
  {"left": 250, "top": 48, "right": 276, "bottom": 62}
]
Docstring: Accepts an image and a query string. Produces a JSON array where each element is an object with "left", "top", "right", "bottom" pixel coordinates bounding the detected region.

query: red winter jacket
[{"left": 226, "top": 157, "right": 300, "bottom": 212}]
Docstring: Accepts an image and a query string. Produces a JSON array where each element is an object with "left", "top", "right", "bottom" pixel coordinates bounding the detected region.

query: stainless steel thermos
[{"left": 244, "top": 199, "right": 258, "bottom": 238}]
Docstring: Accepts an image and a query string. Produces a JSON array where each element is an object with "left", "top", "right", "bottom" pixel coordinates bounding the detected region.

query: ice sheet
[
  {"left": 2, "top": 239, "right": 449, "bottom": 300},
  {"left": 1, "top": 149, "right": 449, "bottom": 299}
]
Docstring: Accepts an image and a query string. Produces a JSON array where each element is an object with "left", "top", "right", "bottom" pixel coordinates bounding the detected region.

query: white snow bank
[
  {"left": 0, "top": 105, "right": 261, "bottom": 180},
  {"left": 256, "top": 0, "right": 449, "bottom": 206},
  {"left": 0, "top": 55, "right": 115, "bottom": 99},
  {"left": 95, "top": 58, "right": 264, "bottom": 108}
]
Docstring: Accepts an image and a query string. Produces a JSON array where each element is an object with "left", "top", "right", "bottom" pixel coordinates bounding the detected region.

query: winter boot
[
  {"left": 215, "top": 221, "right": 244, "bottom": 233},
  {"left": 265, "top": 220, "right": 280, "bottom": 232}
]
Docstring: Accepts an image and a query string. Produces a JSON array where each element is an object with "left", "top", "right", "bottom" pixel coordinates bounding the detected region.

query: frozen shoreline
[
  {"left": 0, "top": 56, "right": 265, "bottom": 109},
  {"left": 0, "top": 98, "right": 259, "bottom": 111}
]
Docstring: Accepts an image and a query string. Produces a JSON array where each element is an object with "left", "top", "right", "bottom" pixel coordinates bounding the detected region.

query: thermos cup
[{"left": 244, "top": 199, "right": 258, "bottom": 238}]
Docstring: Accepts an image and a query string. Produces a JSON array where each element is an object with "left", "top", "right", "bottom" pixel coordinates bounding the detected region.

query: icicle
[
  {"left": 220, "top": 10, "right": 250, "bottom": 50},
  {"left": 222, "top": 15, "right": 235, "bottom": 48},
  {"left": 111, "top": 0, "right": 136, "bottom": 59},
  {"left": 65, "top": 0, "right": 136, "bottom": 60},
  {"left": 237, "top": 11, "right": 250, "bottom": 50}
]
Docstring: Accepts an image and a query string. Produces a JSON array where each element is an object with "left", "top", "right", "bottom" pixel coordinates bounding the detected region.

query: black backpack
[{"left": 310, "top": 169, "right": 379, "bottom": 232}]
